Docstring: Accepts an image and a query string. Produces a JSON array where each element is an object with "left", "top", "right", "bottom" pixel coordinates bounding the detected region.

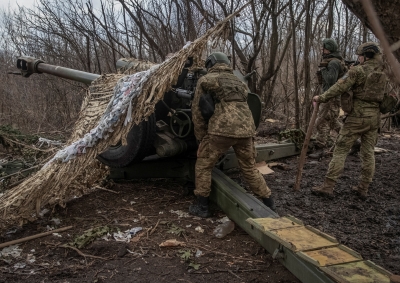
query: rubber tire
[{"left": 97, "top": 114, "right": 156, "bottom": 168}]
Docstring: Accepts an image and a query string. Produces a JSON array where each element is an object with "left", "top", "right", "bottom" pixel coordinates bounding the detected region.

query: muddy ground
[
  {"left": 256, "top": 124, "right": 400, "bottom": 275},
  {"left": 294, "top": 133, "right": 400, "bottom": 273},
  {"left": 0, "top": 125, "right": 399, "bottom": 282},
  {"left": 0, "top": 181, "right": 300, "bottom": 283}
]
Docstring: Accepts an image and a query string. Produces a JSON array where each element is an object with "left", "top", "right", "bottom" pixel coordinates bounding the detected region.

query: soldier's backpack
[
  {"left": 354, "top": 65, "right": 387, "bottom": 103},
  {"left": 342, "top": 64, "right": 387, "bottom": 114},
  {"left": 380, "top": 93, "right": 398, "bottom": 114}
]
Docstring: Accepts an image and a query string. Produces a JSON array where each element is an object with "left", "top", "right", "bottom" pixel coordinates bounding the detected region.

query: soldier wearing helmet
[
  {"left": 189, "top": 52, "right": 275, "bottom": 217},
  {"left": 312, "top": 42, "right": 387, "bottom": 199},
  {"left": 311, "top": 38, "right": 346, "bottom": 157}
]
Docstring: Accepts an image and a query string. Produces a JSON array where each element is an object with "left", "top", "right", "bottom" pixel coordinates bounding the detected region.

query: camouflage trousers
[
  {"left": 326, "top": 114, "right": 379, "bottom": 183},
  {"left": 194, "top": 134, "right": 271, "bottom": 198},
  {"left": 314, "top": 100, "right": 342, "bottom": 148}
]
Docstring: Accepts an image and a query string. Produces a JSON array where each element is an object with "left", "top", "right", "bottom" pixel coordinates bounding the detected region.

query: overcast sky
[
  {"left": 0, "top": 0, "right": 103, "bottom": 11},
  {"left": 0, "top": 0, "right": 36, "bottom": 10}
]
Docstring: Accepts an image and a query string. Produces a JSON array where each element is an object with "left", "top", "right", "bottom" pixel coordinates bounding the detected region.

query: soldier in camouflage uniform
[
  {"left": 312, "top": 38, "right": 346, "bottom": 155},
  {"left": 312, "top": 42, "right": 386, "bottom": 200},
  {"left": 189, "top": 52, "right": 274, "bottom": 217}
]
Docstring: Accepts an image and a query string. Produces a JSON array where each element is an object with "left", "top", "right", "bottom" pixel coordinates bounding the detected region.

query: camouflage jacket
[
  {"left": 191, "top": 63, "right": 255, "bottom": 141},
  {"left": 321, "top": 52, "right": 345, "bottom": 92},
  {"left": 319, "top": 57, "right": 386, "bottom": 117}
]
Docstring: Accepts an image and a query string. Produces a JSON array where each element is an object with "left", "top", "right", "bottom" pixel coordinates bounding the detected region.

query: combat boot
[
  {"left": 262, "top": 197, "right": 276, "bottom": 212},
  {"left": 189, "top": 196, "right": 212, "bottom": 218},
  {"left": 311, "top": 178, "right": 335, "bottom": 198},
  {"left": 352, "top": 181, "right": 369, "bottom": 200}
]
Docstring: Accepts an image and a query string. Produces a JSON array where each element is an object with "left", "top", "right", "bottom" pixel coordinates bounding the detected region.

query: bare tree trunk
[
  {"left": 85, "top": 36, "right": 91, "bottom": 73},
  {"left": 363, "top": 23, "right": 368, "bottom": 42},
  {"left": 327, "top": 0, "right": 335, "bottom": 37},
  {"left": 290, "top": 0, "right": 300, "bottom": 129},
  {"left": 303, "top": 0, "right": 312, "bottom": 128},
  {"left": 344, "top": 6, "right": 349, "bottom": 58}
]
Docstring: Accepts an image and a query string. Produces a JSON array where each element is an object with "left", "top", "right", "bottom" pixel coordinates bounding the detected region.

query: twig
[
  {"left": 228, "top": 269, "right": 241, "bottom": 279},
  {"left": 93, "top": 268, "right": 105, "bottom": 279},
  {"left": 94, "top": 186, "right": 119, "bottom": 194},
  {"left": 188, "top": 243, "right": 264, "bottom": 262},
  {"left": 381, "top": 109, "right": 400, "bottom": 119},
  {"left": 0, "top": 226, "right": 73, "bottom": 249},
  {"left": 194, "top": 268, "right": 266, "bottom": 274},
  {"left": 237, "top": 268, "right": 266, "bottom": 272},
  {"left": 295, "top": 102, "right": 320, "bottom": 190},
  {"left": 1, "top": 136, "right": 56, "bottom": 153},
  {"left": 150, "top": 219, "right": 160, "bottom": 235},
  {"left": 45, "top": 241, "right": 108, "bottom": 260},
  {"left": 60, "top": 245, "right": 108, "bottom": 260},
  {"left": 0, "top": 165, "right": 41, "bottom": 182}
]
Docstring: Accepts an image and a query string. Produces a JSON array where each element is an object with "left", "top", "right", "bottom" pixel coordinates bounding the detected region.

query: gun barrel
[
  {"left": 37, "top": 63, "right": 100, "bottom": 85},
  {"left": 17, "top": 56, "right": 100, "bottom": 84}
]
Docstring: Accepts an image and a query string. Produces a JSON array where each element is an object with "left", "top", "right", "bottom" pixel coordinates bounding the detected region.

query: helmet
[
  {"left": 205, "top": 52, "right": 230, "bottom": 69},
  {"left": 322, "top": 38, "right": 338, "bottom": 53},
  {"left": 356, "top": 42, "right": 381, "bottom": 56}
]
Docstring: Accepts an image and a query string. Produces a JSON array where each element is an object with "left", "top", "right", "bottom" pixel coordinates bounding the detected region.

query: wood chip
[
  {"left": 159, "top": 239, "right": 186, "bottom": 247},
  {"left": 255, "top": 162, "right": 274, "bottom": 175}
]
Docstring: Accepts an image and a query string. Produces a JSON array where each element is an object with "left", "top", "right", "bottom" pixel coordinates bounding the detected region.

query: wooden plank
[
  {"left": 299, "top": 246, "right": 362, "bottom": 267},
  {"left": 251, "top": 217, "right": 302, "bottom": 231},
  {"left": 322, "top": 261, "right": 391, "bottom": 283},
  {"left": 271, "top": 226, "right": 337, "bottom": 252}
]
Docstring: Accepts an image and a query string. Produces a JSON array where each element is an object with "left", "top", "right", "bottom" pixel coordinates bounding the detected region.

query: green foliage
[
  {"left": 71, "top": 226, "right": 112, "bottom": 249},
  {"left": 178, "top": 249, "right": 192, "bottom": 261},
  {"left": 188, "top": 262, "right": 201, "bottom": 270},
  {"left": 177, "top": 249, "right": 201, "bottom": 270},
  {"left": 279, "top": 129, "right": 306, "bottom": 150},
  {"left": 167, "top": 224, "right": 186, "bottom": 237}
]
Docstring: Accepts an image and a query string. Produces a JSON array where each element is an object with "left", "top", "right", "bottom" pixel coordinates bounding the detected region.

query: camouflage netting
[
  {"left": 0, "top": 9, "right": 246, "bottom": 229},
  {"left": 279, "top": 129, "right": 306, "bottom": 150}
]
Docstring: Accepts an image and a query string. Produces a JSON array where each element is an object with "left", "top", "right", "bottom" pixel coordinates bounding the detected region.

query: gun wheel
[{"left": 97, "top": 114, "right": 156, "bottom": 168}]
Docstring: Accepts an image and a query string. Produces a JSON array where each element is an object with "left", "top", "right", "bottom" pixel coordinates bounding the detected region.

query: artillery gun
[
  {"left": 16, "top": 56, "right": 263, "bottom": 170},
  {"left": 15, "top": 57, "right": 394, "bottom": 283}
]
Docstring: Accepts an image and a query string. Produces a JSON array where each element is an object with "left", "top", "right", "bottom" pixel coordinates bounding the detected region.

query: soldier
[
  {"left": 311, "top": 38, "right": 346, "bottom": 157},
  {"left": 189, "top": 52, "right": 275, "bottom": 217},
  {"left": 311, "top": 42, "right": 386, "bottom": 200}
]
